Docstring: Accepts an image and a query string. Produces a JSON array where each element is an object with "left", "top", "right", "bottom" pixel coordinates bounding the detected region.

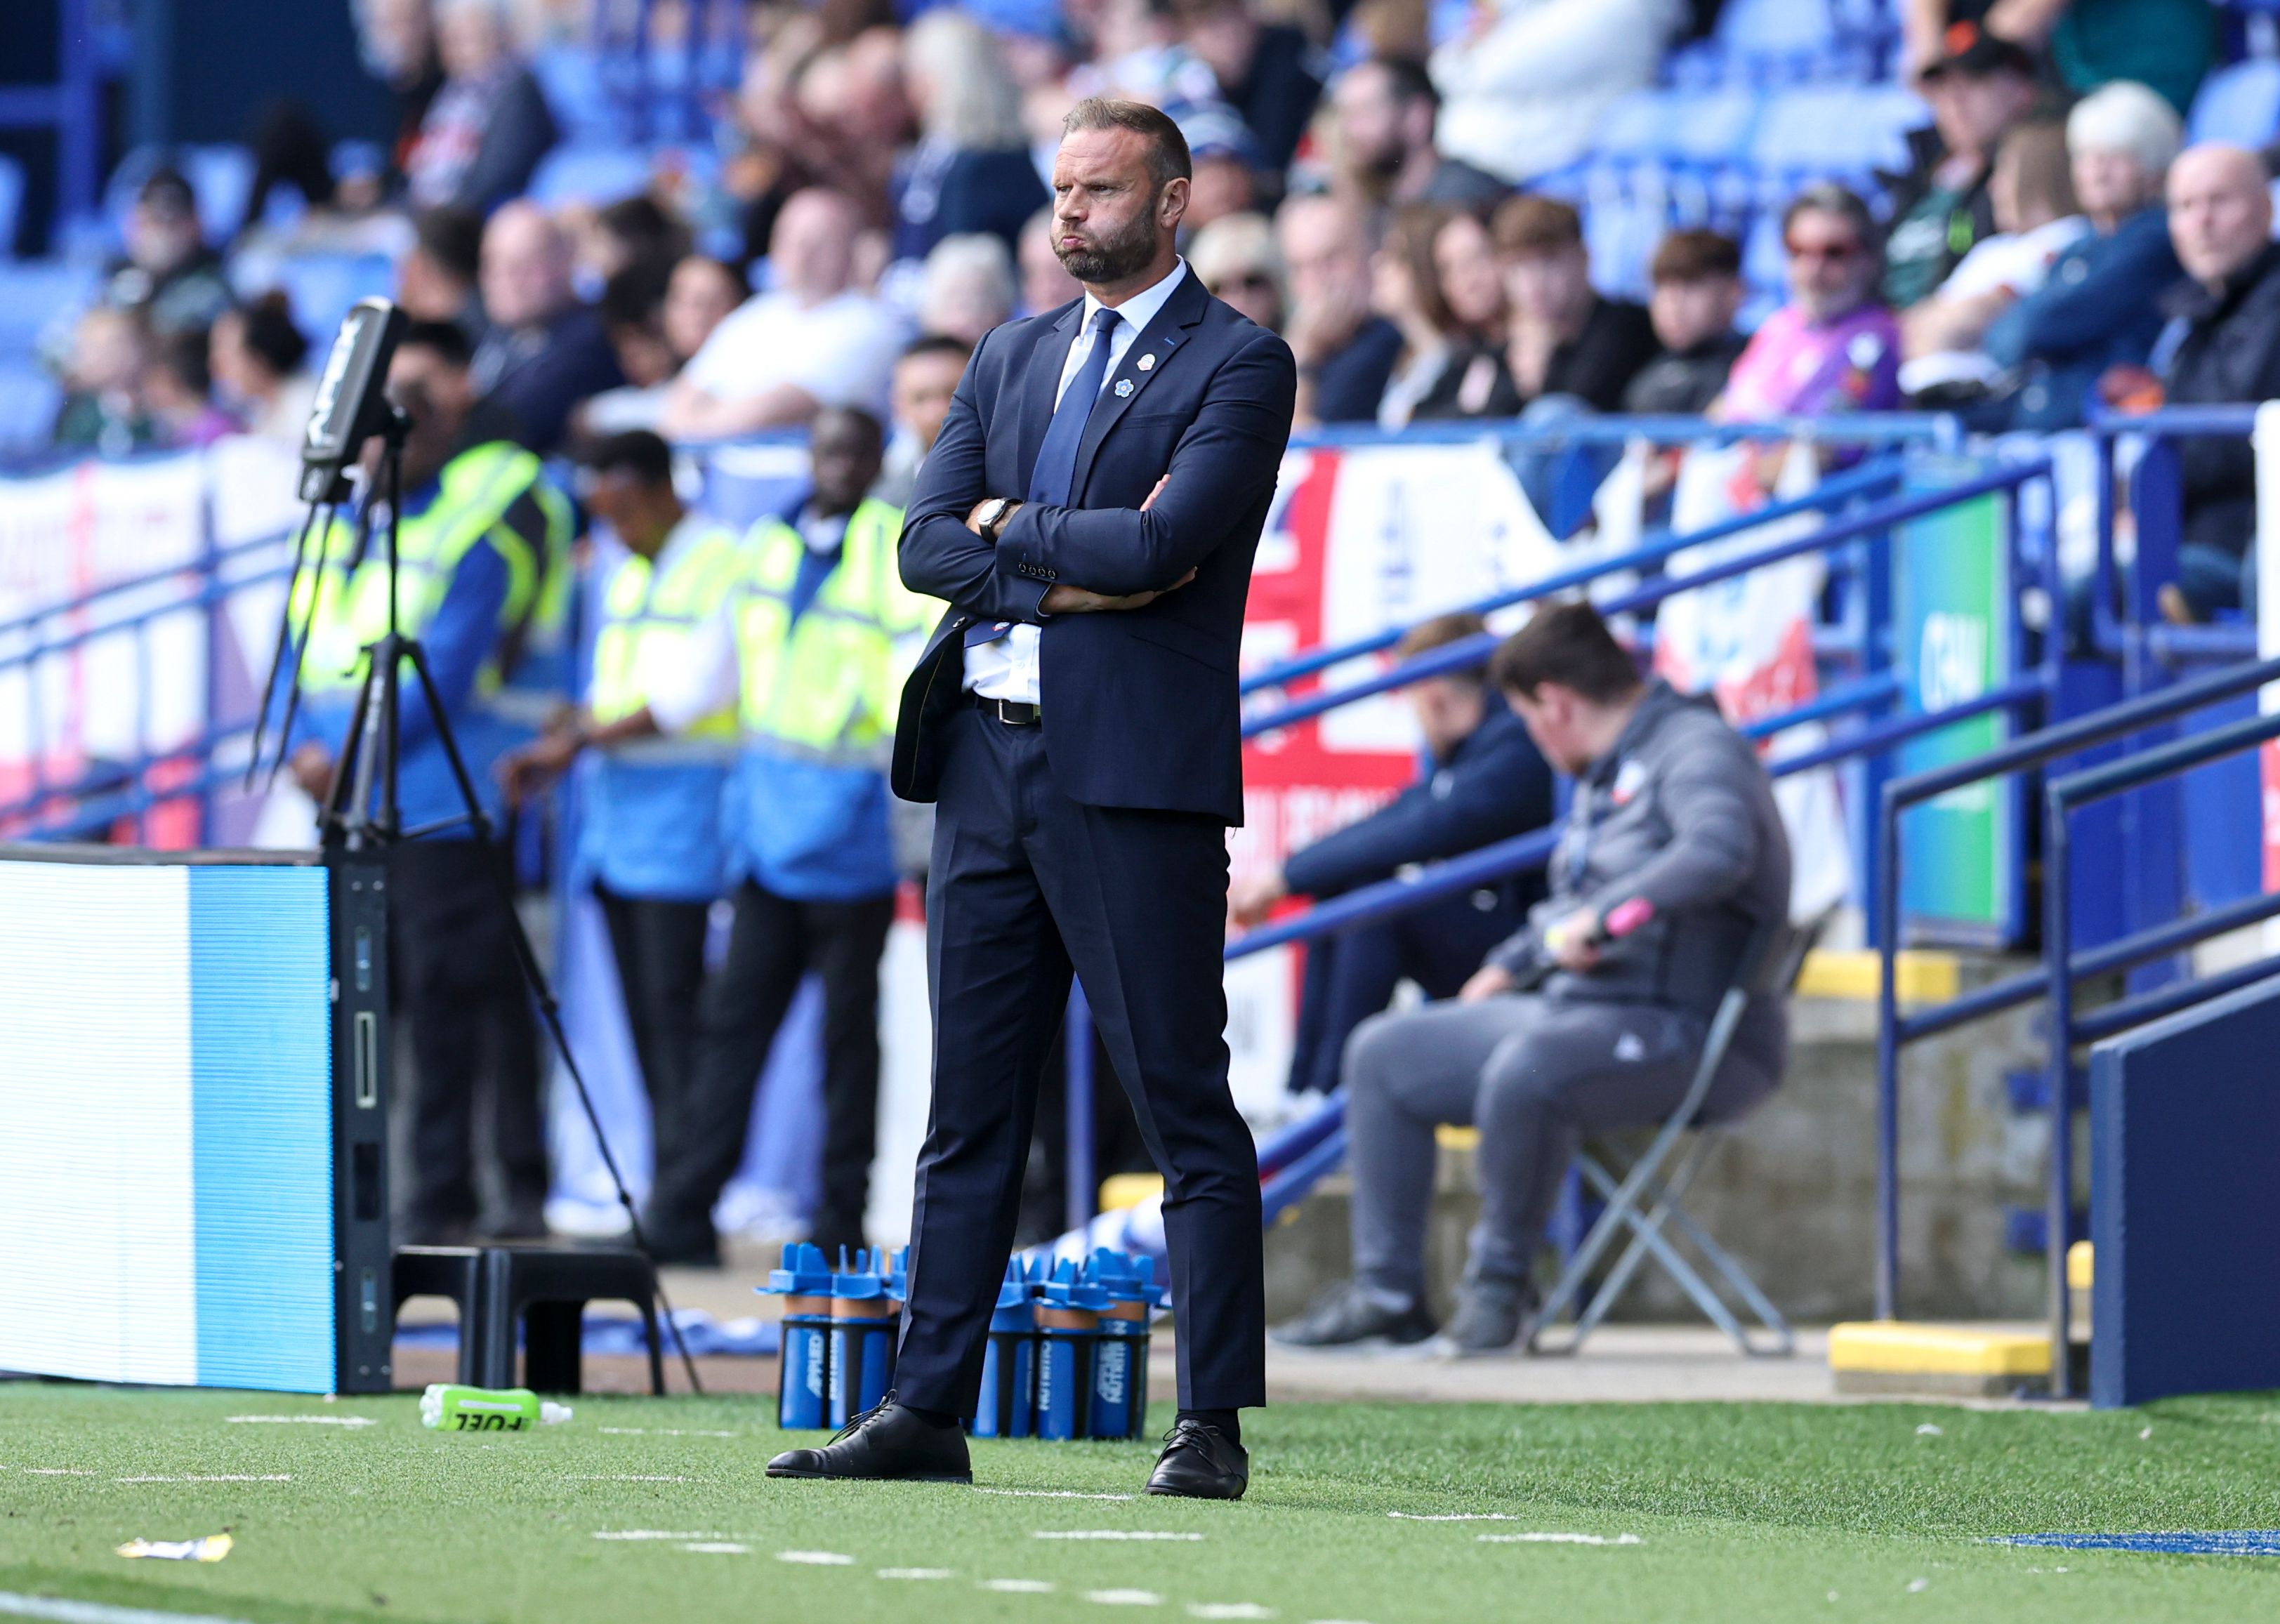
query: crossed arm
[{"left": 898, "top": 327, "right": 1297, "bottom": 616}]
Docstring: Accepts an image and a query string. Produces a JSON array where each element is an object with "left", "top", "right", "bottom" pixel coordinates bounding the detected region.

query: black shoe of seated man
[
  {"left": 1269, "top": 1282, "right": 1437, "bottom": 1348},
  {"left": 1439, "top": 1276, "right": 1536, "bottom": 1356},
  {"left": 765, "top": 1396, "right": 973, "bottom": 1484},
  {"left": 1145, "top": 1418, "right": 1248, "bottom": 1500}
]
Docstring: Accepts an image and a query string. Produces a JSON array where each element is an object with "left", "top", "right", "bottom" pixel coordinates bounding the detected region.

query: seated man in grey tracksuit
[{"left": 1274, "top": 600, "right": 1793, "bottom": 1354}]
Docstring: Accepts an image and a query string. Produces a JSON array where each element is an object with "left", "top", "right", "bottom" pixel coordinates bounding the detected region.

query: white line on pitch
[
  {"left": 1034, "top": 1531, "right": 1204, "bottom": 1541},
  {"left": 0, "top": 1592, "right": 256, "bottom": 1624}
]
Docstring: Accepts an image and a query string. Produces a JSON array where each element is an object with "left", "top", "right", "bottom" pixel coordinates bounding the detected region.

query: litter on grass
[
  {"left": 116, "top": 1536, "right": 232, "bottom": 1563},
  {"left": 1916, "top": 1425, "right": 1943, "bottom": 1437},
  {"left": 225, "top": 1415, "right": 377, "bottom": 1427},
  {"left": 1475, "top": 1533, "right": 1643, "bottom": 1547},
  {"left": 1034, "top": 1531, "right": 1205, "bottom": 1541},
  {"left": 1906, "top": 1578, "right": 1929, "bottom": 1592}
]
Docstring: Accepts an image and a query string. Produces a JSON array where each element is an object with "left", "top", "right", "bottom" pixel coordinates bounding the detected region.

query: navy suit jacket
[
  {"left": 1280, "top": 703, "right": 1553, "bottom": 900},
  {"left": 892, "top": 269, "right": 1297, "bottom": 826}
]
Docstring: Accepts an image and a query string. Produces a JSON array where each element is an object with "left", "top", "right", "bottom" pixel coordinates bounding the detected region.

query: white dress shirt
[{"left": 965, "top": 258, "right": 1190, "bottom": 704}]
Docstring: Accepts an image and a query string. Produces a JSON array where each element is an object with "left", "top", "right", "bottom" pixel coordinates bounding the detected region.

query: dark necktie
[{"left": 1027, "top": 305, "right": 1122, "bottom": 508}]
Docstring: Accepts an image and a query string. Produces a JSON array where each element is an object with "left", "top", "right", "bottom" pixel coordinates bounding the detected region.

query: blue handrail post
[
  {"left": 2042, "top": 774, "right": 2076, "bottom": 1399},
  {"left": 1858, "top": 487, "right": 1896, "bottom": 951},
  {"left": 1065, "top": 983, "right": 1096, "bottom": 1234},
  {"left": 1874, "top": 779, "right": 1902, "bottom": 1321}
]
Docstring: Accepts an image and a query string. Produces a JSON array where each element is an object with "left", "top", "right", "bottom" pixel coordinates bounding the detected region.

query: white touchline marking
[
  {"left": 25, "top": 1470, "right": 93, "bottom": 1477},
  {"left": 114, "top": 1477, "right": 292, "bottom": 1484},
  {"left": 1034, "top": 1532, "right": 1204, "bottom": 1542},
  {"left": 593, "top": 1531, "right": 739, "bottom": 1541},
  {"left": 1475, "top": 1533, "right": 1642, "bottom": 1546},
  {"left": 776, "top": 1552, "right": 855, "bottom": 1566},
  {"left": 978, "top": 1489, "right": 1135, "bottom": 1501},
  {"left": 224, "top": 1415, "right": 377, "bottom": 1427},
  {"left": 1187, "top": 1606, "right": 1276, "bottom": 1620},
  {"left": 679, "top": 1544, "right": 751, "bottom": 1555},
  {"left": 569, "top": 1475, "right": 691, "bottom": 1482},
  {"left": 0, "top": 1592, "right": 257, "bottom": 1624},
  {"left": 598, "top": 1427, "right": 740, "bottom": 1438},
  {"left": 1387, "top": 1512, "right": 1520, "bottom": 1521},
  {"left": 979, "top": 1579, "right": 1056, "bottom": 1593},
  {"left": 1086, "top": 1591, "right": 1164, "bottom": 1606},
  {"left": 877, "top": 1569, "right": 955, "bottom": 1581}
]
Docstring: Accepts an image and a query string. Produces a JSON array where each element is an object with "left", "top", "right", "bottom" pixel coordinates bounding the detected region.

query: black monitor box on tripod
[{"left": 0, "top": 843, "right": 393, "bottom": 1394}]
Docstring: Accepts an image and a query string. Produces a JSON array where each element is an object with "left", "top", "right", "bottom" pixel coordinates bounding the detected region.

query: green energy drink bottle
[{"left": 419, "top": 1383, "right": 574, "bottom": 1431}]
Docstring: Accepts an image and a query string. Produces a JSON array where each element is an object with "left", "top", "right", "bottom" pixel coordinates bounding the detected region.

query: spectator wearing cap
[
  {"left": 106, "top": 169, "right": 232, "bottom": 341},
  {"left": 1179, "top": 105, "right": 1264, "bottom": 234},
  {"left": 1623, "top": 230, "right": 1747, "bottom": 416},
  {"left": 1982, "top": 79, "right": 2182, "bottom": 430},
  {"left": 1490, "top": 194, "right": 1660, "bottom": 415},
  {"left": 1017, "top": 206, "right": 1083, "bottom": 315},
  {"left": 916, "top": 233, "right": 1017, "bottom": 347},
  {"left": 399, "top": 204, "right": 486, "bottom": 336},
  {"left": 209, "top": 293, "right": 317, "bottom": 447},
  {"left": 1328, "top": 58, "right": 1507, "bottom": 212},
  {"left": 1279, "top": 192, "right": 1405, "bottom": 426},
  {"left": 1430, "top": 0, "right": 1683, "bottom": 187},
  {"left": 1902, "top": 0, "right": 2216, "bottom": 118},
  {"left": 897, "top": 9, "right": 1047, "bottom": 261},
  {"left": 1719, "top": 186, "right": 1901, "bottom": 423},
  {"left": 1190, "top": 211, "right": 1286, "bottom": 333},
  {"left": 1880, "top": 20, "right": 2038, "bottom": 311},
  {"left": 469, "top": 201, "right": 626, "bottom": 455},
  {"left": 404, "top": 0, "right": 558, "bottom": 214},
  {"left": 2107, "top": 145, "right": 2280, "bottom": 621},
  {"left": 1177, "top": 0, "right": 1324, "bottom": 175},
  {"left": 661, "top": 188, "right": 908, "bottom": 439}
]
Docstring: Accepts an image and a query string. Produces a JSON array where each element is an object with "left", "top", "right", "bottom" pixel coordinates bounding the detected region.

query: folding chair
[{"left": 1527, "top": 913, "right": 1823, "bottom": 1358}]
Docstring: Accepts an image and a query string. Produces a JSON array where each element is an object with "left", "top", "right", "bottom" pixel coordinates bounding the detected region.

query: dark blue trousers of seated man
[
  {"left": 1229, "top": 612, "right": 1555, "bottom": 1099},
  {"left": 1274, "top": 602, "right": 1793, "bottom": 1355}
]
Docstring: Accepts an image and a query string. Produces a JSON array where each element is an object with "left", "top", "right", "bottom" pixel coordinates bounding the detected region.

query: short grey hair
[
  {"left": 1783, "top": 182, "right": 1883, "bottom": 265},
  {"left": 920, "top": 233, "right": 1017, "bottom": 329},
  {"left": 2069, "top": 79, "right": 2185, "bottom": 180},
  {"left": 1062, "top": 98, "right": 1193, "bottom": 188},
  {"left": 904, "top": 9, "right": 1027, "bottom": 152}
]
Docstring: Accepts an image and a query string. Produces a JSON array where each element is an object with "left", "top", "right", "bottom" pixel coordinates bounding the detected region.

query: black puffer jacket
[{"left": 2161, "top": 242, "right": 2280, "bottom": 560}]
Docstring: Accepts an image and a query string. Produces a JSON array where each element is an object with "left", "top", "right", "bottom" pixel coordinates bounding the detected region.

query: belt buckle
[{"left": 989, "top": 697, "right": 1038, "bottom": 725}]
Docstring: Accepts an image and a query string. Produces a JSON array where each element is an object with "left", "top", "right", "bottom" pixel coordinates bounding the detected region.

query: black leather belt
[{"left": 973, "top": 694, "right": 1042, "bottom": 726}]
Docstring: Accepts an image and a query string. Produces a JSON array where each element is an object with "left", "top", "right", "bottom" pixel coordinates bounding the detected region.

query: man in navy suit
[{"left": 766, "top": 98, "right": 1296, "bottom": 1498}]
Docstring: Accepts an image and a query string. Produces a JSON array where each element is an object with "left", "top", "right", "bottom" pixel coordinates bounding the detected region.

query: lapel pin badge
[
  {"left": 1114, "top": 378, "right": 1135, "bottom": 397},
  {"left": 1135, "top": 352, "right": 1155, "bottom": 371}
]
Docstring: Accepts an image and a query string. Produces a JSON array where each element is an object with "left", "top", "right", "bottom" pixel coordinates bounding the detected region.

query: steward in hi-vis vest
[
  {"left": 643, "top": 408, "right": 936, "bottom": 1265},
  {"left": 501, "top": 431, "right": 746, "bottom": 1180},
  {"left": 284, "top": 322, "right": 571, "bottom": 1246}
]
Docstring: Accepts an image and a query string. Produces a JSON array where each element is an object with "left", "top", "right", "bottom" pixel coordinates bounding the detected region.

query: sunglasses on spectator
[
  {"left": 1209, "top": 271, "right": 1277, "bottom": 293},
  {"left": 1786, "top": 237, "right": 1863, "bottom": 263}
]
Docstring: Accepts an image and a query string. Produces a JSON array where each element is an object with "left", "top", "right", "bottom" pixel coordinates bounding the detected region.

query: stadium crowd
[{"left": 25, "top": 0, "right": 2280, "bottom": 1312}]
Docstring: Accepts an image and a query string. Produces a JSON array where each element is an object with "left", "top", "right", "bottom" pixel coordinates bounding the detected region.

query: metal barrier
[{"left": 1873, "top": 653, "right": 2280, "bottom": 1396}]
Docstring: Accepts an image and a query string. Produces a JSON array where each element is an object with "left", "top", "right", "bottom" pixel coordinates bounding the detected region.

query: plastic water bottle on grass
[{"left": 419, "top": 1385, "right": 572, "bottom": 1431}]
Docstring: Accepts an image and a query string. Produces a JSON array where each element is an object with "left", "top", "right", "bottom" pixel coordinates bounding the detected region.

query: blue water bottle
[
  {"left": 1035, "top": 1259, "right": 1109, "bottom": 1441},
  {"left": 974, "top": 1260, "right": 1039, "bottom": 1437},
  {"left": 1087, "top": 1251, "right": 1163, "bottom": 1441},
  {"left": 760, "top": 1243, "right": 834, "bottom": 1430},
  {"left": 828, "top": 1248, "right": 899, "bottom": 1427}
]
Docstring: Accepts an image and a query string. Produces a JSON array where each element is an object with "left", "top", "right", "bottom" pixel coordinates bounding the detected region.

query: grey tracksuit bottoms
[{"left": 1343, "top": 991, "right": 1781, "bottom": 1300}]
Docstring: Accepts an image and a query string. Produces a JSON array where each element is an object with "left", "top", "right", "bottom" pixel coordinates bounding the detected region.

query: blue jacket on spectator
[
  {"left": 1282, "top": 701, "right": 1554, "bottom": 901},
  {"left": 1984, "top": 205, "right": 2180, "bottom": 430}
]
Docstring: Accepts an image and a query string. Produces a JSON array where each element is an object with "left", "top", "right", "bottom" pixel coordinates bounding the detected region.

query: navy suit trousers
[{"left": 894, "top": 705, "right": 1267, "bottom": 1415}]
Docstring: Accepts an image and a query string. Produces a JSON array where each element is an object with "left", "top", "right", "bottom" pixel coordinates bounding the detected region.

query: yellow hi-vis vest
[
  {"left": 734, "top": 498, "right": 935, "bottom": 764},
  {"left": 297, "top": 441, "right": 572, "bottom": 710},
  {"left": 590, "top": 517, "right": 746, "bottom": 747}
]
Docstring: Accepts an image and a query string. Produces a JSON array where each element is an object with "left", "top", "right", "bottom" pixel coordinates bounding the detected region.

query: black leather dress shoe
[
  {"left": 1144, "top": 1420, "right": 1248, "bottom": 1500},
  {"left": 765, "top": 1396, "right": 973, "bottom": 1484}
]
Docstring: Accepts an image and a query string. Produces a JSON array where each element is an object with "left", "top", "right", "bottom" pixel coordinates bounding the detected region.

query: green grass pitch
[{"left": 4, "top": 1382, "right": 2279, "bottom": 1623}]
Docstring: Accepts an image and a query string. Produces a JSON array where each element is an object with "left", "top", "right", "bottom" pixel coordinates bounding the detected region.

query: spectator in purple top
[{"left": 1718, "top": 185, "right": 1902, "bottom": 425}]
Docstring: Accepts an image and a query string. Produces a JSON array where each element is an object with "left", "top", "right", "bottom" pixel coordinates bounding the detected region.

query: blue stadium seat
[
  {"left": 1659, "top": 88, "right": 1762, "bottom": 168},
  {"left": 532, "top": 46, "right": 627, "bottom": 145},
  {"left": 231, "top": 252, "right": 397, "bottom": 350},
  {"left": 530, "top": 146, "right": 654, "bottom": 209},
  {"left": 0, "top": 154, "right": 22, "bottom": 258},
  {"left": 1751, "top": 84, "right": 1920, "bottom": 191},
  {"left": 2189, "top": 59, "right": 2280, "bottom": 149},
  {"left": 0, "top": 359, "right": 63, "bottom": 454},
  {"left": 1715, "top": 0, "right": 1845, "bottom": 82},
  {"left": 0, "top": 260, "right": 101, "bottom": 360}
]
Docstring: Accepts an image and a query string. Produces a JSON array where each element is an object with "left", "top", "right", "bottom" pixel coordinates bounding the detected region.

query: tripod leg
[{"left": 395, "top": 639, "right": 706, "bottom": 1397}]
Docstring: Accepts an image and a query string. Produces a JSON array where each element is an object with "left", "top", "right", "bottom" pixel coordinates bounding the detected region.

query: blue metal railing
[{"left": 1873, "top": 652, "right": 2280, "bottom": 1397}]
